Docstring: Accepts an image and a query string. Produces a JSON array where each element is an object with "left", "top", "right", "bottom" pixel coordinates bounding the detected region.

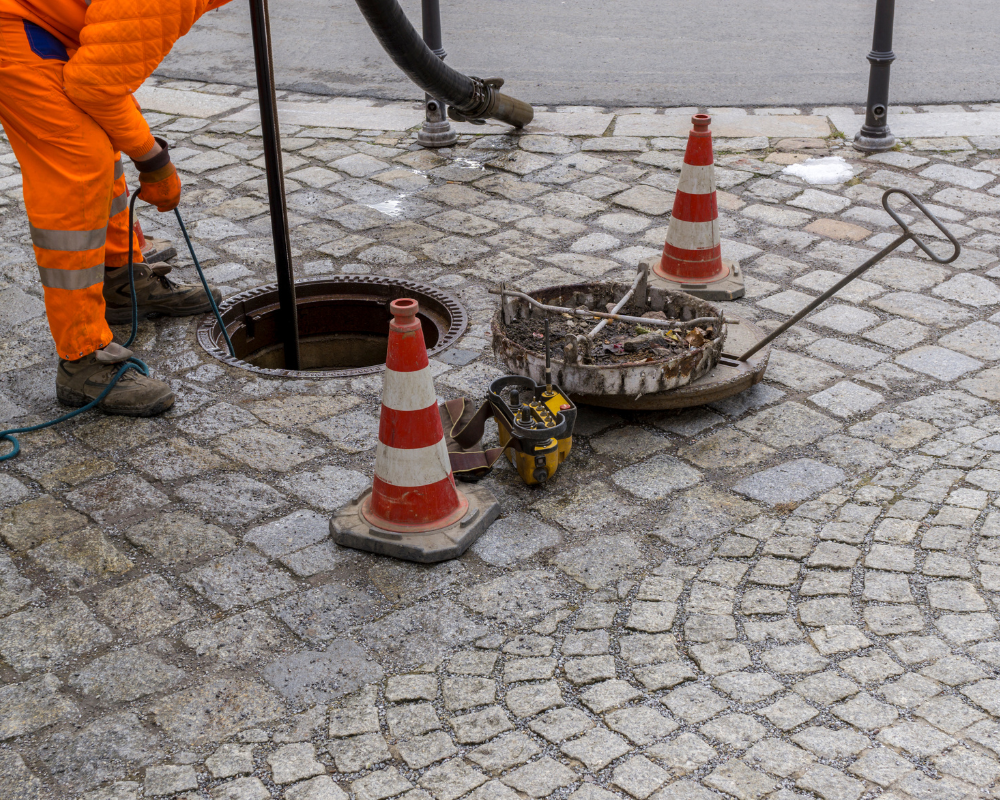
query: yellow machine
[
  {"left": 444, "top": 317, "right": 576, "bottom": 487},
  {"left": 489, "top": 376, "right": 576, "bottom": 486}
]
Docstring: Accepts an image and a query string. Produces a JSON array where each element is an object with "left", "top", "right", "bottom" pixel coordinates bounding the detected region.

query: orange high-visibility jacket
[{"left": 0, "top": 0, "right": 231, "bottom": 158}]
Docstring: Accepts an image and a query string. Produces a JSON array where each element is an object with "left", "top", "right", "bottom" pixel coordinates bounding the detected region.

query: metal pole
[
  {"left": 854, "top": 0, "right": 897, "bottom": 153},
  {"left": 416, "top": 0, "right": 458, "bottom": 148},
  {"left": 248, "top": 0, "right": 301, "bottom": 369},
  {"left": 421, "top": 0, "right": 443, "bottom": 55}
]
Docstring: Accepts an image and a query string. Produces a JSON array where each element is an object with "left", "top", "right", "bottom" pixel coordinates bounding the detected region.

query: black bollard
[
  {"left": 416, "top": 0, "right": 459, "bottom": 148},
  {"left": 854, "top": 0, "right": 897, "bottom": 153}
]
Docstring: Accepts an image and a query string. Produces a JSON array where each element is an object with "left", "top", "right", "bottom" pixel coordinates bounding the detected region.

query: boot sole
[
  {"left": 105, "top": 299, "right": 218, "bottom": 325},
  {"left": 57, "top": 385, "right": 175, "bottom": 417}
]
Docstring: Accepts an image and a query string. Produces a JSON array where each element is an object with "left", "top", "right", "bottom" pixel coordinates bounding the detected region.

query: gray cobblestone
[{"left": 6, "top": 90, "right": 1000, "bottom": 800}]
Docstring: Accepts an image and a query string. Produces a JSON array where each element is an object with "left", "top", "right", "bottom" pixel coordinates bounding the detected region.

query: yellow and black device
[
  {"left": 442, "top": 315, "right": 576, "bottom": 486},
  {"left": 488, "top": 376, "right": 576, "bottom": 485},
  {"left": 490, "top": 315, "right": 576, "bottom": 485}
]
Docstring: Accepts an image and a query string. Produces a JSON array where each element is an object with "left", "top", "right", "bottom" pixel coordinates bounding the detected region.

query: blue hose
[
  {"left": 0, "top": 358, "right": 149, "bottom": 462},
  {"left": 0, "top": 192, "right": 233, "bottom": 461},
  {"left": 125, "top": 192, "right": 141, "bottom": 348},
  {"left": 174, "top": 207, "right": 235, "bottom": 358}
]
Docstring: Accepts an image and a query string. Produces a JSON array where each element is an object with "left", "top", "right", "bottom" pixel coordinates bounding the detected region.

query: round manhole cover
[{"left": 197, "top": 276, "right": 467, "bottom": 378}]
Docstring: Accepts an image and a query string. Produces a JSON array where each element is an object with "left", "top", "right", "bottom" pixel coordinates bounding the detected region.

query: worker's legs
[
  {"left": 0, "top": 15, "right": 114, "bottom": 361},
  {"left": 0, "top": 16, "right": 173, "bottom": 415}
]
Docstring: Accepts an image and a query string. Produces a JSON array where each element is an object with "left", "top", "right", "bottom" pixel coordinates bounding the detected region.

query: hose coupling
[
  {"left": 448, "top": 77, "right": 502, "bottom": 124},
  {"left": 449, "top": 77, "right": 534, "bottom": 129}
]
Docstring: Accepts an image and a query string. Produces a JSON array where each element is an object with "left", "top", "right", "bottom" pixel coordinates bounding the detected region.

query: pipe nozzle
[{"left": 451, "top": 77, "right": 534, "bottom": 128}]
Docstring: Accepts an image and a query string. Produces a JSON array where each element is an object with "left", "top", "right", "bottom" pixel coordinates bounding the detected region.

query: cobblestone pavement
[{"left": 4, "top": 80, "right": 1000, "bottom": 800}]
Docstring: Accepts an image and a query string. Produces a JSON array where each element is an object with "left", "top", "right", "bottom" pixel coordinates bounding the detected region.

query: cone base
[
  {"left": 643, "top": 257, "right": 746, "bottom": 302},
  {"left": 362, "top": 488, "right": 469, "bottom": 534},
  {"left": 331, "top": 484, "right": 500, "bottom": 563}
]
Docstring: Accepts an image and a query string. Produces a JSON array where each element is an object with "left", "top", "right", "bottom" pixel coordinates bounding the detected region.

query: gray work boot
[
  {"left": 103, "top": 262, "right": 222, "bottom": 324},
  {"left": 142, "top": 237, "right": 177, "bottom": 264},
  {"left": 56, "top": 343, "right": 174, "bottom": 417}
]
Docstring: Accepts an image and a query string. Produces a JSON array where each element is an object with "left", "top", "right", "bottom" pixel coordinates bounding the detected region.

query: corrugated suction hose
[{"left": 353, "top": 0, "right": 534, "bottom": 128}]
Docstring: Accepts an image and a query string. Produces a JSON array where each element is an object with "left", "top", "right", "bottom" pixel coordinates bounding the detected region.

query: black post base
[
  {"left": 417, "top": 96, "right": 458, "bottom": 148},
  {"left": 853, "top": 125, "right": 897, "bottom": 153}
]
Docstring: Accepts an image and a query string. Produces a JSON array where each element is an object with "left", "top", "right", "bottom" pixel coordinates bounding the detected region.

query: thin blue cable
[
  {"left": 174, "top": 208, "right": 235, "bottom": 357},
  {"left": 125, "top": 190, "right": 141, "bottom": 348},
  {"left": 1, "top": 190, "right": 235, "bottom": 461},
  {"left": 0, "top": 358, "right": 148, "bottom": 462},
  {"left": 1, "top": 189, "right": 148, "bottom": 461}
]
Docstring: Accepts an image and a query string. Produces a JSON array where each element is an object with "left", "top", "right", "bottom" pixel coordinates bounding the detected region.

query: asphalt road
[{"left": 159, "top": 0, "right": 1000, "bottom": 107}]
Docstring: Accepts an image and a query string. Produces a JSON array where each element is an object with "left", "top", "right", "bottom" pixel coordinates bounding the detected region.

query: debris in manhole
[
  {"left": 493, "top": 279, "right": 730, "bottom": 405},
  {"left": 504, "top": 314, "right": 721, "bottom": 366}
]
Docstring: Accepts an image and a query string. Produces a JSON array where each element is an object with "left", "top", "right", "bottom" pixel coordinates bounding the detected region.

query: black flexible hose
[{"left": 353, "top": 0, "right": 534, "bottom": 128}]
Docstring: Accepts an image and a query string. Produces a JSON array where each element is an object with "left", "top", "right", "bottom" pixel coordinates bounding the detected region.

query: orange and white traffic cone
[
  {"left": 331, "top": 298, "right": 499, "bottom": 562},
  {"left": 642, "top": 114, "right": 745, "bottom": 301}
]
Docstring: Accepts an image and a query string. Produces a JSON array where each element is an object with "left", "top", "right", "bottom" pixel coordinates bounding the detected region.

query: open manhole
[{"left": 197, "top": 276, "right": 467, "bottom": 378}]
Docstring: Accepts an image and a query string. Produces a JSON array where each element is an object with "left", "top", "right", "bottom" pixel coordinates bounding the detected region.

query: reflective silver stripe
[
  {"left": 37, "top": 263, "right": 104, "bottom": 291},
  {"left": 29, "top": 224, "right": 107, "bottom": 252},
  {"left": 114, "top": 158, "right": 123, "bottom": 180},
  {"left": 109, "top": 190, "right": 128, "bottom": 218}
]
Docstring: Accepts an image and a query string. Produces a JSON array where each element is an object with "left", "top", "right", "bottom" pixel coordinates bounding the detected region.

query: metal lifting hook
[{"left": 736, "top": 188, "right": 962, "bottom": 362}]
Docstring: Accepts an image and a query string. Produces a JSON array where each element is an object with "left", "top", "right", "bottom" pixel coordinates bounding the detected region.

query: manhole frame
[{"left": 197, "top": 275, "right": 468, "bottom": 379}]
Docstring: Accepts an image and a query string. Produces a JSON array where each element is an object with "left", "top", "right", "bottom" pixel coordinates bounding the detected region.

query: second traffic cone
[
  {"left": 366, "top": 297, "right": 467, "bottom": 531},
  {"left": 331, "top": 298, "right": 499, "bottom": 563},
  {"left": 643, "top": 114, "right": 745, "bottom": 301}
]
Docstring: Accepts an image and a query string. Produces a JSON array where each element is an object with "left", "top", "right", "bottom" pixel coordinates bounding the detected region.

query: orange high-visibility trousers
[{"left": 0, "top": 15, "right": 143, "bottom": 361}]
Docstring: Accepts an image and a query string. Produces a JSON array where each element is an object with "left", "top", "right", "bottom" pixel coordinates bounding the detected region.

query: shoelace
[
  {"left": 97, "top": 365, "right": 142, "bottom": 384},
  {"left": 156, "top": 273, "right": 180, "bottom": 291}
]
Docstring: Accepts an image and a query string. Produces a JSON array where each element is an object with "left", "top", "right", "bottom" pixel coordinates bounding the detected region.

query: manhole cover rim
[{"left": 197, "top": 275, "right": 468, "bottom": 378}]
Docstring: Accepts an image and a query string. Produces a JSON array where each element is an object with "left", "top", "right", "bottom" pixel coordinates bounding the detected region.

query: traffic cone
[
  {"left": 331, "top": 298, "right": 499, "bottom": 563},
  {"left": 641, "top": 114, "right": 745, "bottom": 301}
]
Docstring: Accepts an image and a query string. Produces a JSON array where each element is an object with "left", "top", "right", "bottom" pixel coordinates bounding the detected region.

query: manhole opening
[{"left": 197, "top": 276, "right": 468, "bottom": 378}]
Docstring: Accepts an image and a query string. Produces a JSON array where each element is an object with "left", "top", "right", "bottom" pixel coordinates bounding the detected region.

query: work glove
[{"left": 133, "top": 137, "right": 181, "bottom": 212}]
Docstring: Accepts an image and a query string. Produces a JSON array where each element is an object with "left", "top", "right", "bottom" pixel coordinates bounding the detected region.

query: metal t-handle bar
[{"left": 738, "top": 189, "right": 961, "bottom": 362}]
